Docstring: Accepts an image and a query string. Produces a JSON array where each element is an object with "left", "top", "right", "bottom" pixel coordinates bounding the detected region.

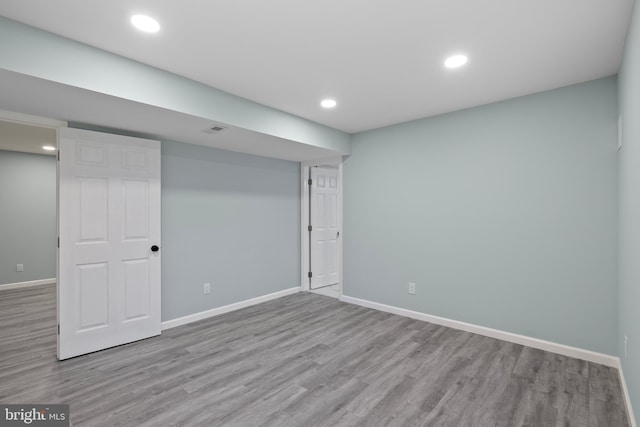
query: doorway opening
[
  {"left": 301, "top": 158, "right": 343, "bottom": 299},
  {"left": 0, "top": 110, "right": 65, "bottom": 363},
  {"left": 0, "top": 111, "right": 63, "bottom": 291}
]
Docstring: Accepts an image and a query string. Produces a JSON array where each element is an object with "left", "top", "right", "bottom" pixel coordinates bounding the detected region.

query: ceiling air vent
[{"left": 202, "top": 125, "right": 227, "bottom": 134}]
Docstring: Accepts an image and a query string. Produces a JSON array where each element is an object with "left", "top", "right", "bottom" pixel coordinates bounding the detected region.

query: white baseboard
[
  {"left": 615, "top": 358, "right": 637, "bottom": 427},
  {"left": 0, "top": 278, "right": 56, "bottom": 290},
  {"left": 161, "top": 287, "right": 300, "bottom": 330},
  {"left": 340, "top": 295, "right": 618, "bottom": 368}
]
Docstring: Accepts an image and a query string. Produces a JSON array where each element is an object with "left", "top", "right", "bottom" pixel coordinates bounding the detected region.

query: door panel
[
  {"left": 122, "top": 180, "right": 149, "bottom": 239},
  {"left": 58, "top": 127, "right": 161, "bottom": 360},
  {"left": 310, "top": 167, "right": 339, "bottom": 290},
  {"left": 75, "top": 141, "right": 108, "bottom": 167},
  {"left": 78, "top": 177, "right": 108, "bottom": 241},
  {"left": 76, "top": 263, "right": 109, "bottom": 330},
  {"left": 123, "top": 259, "right": 150, "bottom": 321}
]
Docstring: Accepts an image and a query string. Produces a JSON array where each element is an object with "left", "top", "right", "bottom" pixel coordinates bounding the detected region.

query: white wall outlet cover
[
  {"left": 203, "top": 283, "right": 211, "bottom": 295},
  {"left": 408, "top": 282, "right": 416, "bottom": 295},
  {"left": 16, "top": 264, "right": 24, "bottom": 272}
]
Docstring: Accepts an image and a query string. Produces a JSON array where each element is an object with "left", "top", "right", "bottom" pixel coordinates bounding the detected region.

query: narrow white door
[
  {"left": 310, "top": 167, "right": 339, "bottom": 289},
  {"left": 57, "top": 128, "right": 161, "bottom": 360}
]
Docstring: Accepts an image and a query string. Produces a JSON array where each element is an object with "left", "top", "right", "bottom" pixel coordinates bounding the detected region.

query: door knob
[{"left": 151, "top": 245, "right": 160, "bottom": 252}]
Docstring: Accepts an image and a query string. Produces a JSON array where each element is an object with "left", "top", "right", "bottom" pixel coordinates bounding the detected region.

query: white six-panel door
[
  {"left": 57, "top": 128, "right": 161, "bottom": 360},
  {"left": 310, "top": 167, "right": 339, "bottom": 289}
]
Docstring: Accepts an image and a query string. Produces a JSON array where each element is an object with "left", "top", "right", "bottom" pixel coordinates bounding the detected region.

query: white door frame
[
  {"left": 300, "top": 157, "right": 343, "bottom": 296},
  {"left": 0, "top": 109, "right": 67, "bottom": 130}
]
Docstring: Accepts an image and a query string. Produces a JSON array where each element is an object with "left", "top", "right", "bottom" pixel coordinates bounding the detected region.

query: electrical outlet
[
  {"left": 408, "top": 282, "right": 416, "bottom": 295},
  {"left": 16, "top": 264, "right": 24, "bottom": 272},
  {"left": 203, "top": 283, "right": 211, "bottom": 295},
  {"left": 624, "top": 335, "right": 628, "bottom": 358}
]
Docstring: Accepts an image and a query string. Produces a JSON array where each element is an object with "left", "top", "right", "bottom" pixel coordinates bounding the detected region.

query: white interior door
[
  {"left": 57, "top": 128, "right": 161, "bottom": 360},
  {"left": 310, "top": 167, "right": 339, "bottom": 289}
]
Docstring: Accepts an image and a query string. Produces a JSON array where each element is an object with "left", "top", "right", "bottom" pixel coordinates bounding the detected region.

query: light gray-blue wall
[
  {"left": 619, "top": 0, "right": 640, "bottom": 417},
  {"left": 0, "top": 150, "right": 56, "bottom": 285},
  {"left": 161, "top": 140, "right": 300, "bottom": 321},
  {"left": 344, "top": 77, "right": 619, "bottom": 355}
]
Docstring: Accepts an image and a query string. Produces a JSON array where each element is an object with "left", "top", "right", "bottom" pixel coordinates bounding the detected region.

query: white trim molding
[
  {"left": 616, "top": 359, "right": 637, "bottom": 427},
  {"left": 340, "top": 295, "right": 618, "bottom": 367},
  {"left": 161, "top": 287, "right": 300, "bottom": 330},
  {"left": 0, "top": 278, "right": 56, "bottom": 291},
  {"left": 0, "top": 109, "right": 67, "bottom": 129}
]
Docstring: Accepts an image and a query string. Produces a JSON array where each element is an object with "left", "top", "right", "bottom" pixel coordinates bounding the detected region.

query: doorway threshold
[{"left": 310, "top": 284, "right": 340, "bottom": 299}]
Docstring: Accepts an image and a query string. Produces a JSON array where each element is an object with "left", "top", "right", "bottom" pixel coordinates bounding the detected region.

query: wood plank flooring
[{"left": 0, "top": 284, "right": 630, "bottom": 426}]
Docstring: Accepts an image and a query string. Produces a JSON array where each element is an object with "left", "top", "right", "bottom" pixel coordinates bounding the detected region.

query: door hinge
[
  {"left": 308, "top": 179, "right": 312, "bottom": 186},
  {"left": 308, "top": 225, "right": 312, "bottom": 232},
  {"left": 308, "top": 271, "right": 312, "bottom": 278},
  {"left": 57, "top": 151, "right": 60, "bottom": 161},
  {"left": 57, "top": 324, "right": 60, "bottom": 334},
  {"left": 58, "top": 237, "right": 60, "bottom": 248}
]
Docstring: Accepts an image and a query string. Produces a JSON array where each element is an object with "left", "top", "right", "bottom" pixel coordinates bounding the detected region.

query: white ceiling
[
  {"left": 0, "top": 0, "right": 633, "bottom": 134},
  {"left": 0, "top": 120, "right": 57, "bottom": 156}
]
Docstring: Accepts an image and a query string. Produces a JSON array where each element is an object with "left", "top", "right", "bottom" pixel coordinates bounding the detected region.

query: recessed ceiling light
[
  {"left": 321, "top": 99, "right": 337, "bottom": 109},
  {"left": 444, "top": 54, "right": 468, "bottom": 69},
  {"left": 131, "top": 15, "right": 160, "bottom": 33},
  {"left": 42, "top": 145, "right": 56, "bottom": 151}
]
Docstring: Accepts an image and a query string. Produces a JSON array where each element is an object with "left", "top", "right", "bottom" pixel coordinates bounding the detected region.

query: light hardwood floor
[{"left": 0, "top": 284, "right": 630, "bottom": 426}]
